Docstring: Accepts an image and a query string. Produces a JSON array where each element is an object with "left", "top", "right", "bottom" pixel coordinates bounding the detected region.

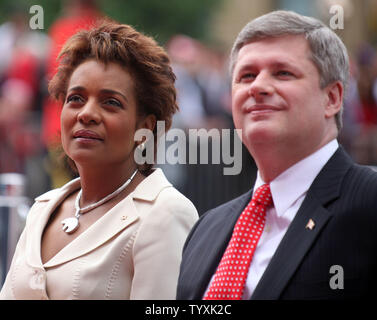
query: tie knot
[{"left": 252, "top": 184, "right": 272, "bottom": 207}]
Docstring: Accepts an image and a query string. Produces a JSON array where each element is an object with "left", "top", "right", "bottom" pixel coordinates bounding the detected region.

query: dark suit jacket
[{"left": 177, "top": 147, "right": 377, "bottom": 299}]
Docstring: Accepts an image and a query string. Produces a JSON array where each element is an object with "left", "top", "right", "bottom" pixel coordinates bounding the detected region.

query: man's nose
[
  {"left": 77, "top": 99, "right": 101, "bottom": 124},
  {"left": 248, "top": 72, "right": 274, "bottom": 99}
]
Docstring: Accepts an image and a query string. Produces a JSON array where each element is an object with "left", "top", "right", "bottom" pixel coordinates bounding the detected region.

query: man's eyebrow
[
  {"left": 235, "top": 60, "right": 297, "bottom": 73},
  {"left": 271, "top": 61, "right": 297, "bottom": 69}
]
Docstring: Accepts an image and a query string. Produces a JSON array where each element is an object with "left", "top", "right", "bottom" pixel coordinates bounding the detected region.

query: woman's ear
[
  {"left": 134, "top": 115, "right": 157, "bottom": 171},
  {"left": 324, "top": 81, "right": 343, "bottom": 119},
  {"left": 139, "top": 114, "right": 156, "bottom": 132}
]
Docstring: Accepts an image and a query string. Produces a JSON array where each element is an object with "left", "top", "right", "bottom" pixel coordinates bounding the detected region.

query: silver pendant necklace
[{"left": 61, "top": 169, "right": 138, "bottom": 234}]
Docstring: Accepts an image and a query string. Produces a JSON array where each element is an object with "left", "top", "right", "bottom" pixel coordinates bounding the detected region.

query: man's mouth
[{"left": 245, "top": 104, "right": 282, "bottom": 114}]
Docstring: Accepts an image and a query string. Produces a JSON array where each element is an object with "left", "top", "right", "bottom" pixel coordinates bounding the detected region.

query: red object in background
[
  {"left": 41, "top": 9, "right": 100, "bottom": 147},
  {"left": 360, "top": 100, "right": 377, "bottom": 127},
  {"left": 7, "top": 50, "right": 39, "bottom": 93}
]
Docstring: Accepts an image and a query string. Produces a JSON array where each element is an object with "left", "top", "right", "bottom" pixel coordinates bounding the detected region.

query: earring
[{"left": 137, "top": 142, "right": 146, "bottom": 152}]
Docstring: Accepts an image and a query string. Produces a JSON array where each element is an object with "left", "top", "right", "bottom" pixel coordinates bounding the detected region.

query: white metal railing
[{"left": 0, "top": 173, "right": 30, "bottom": 286}]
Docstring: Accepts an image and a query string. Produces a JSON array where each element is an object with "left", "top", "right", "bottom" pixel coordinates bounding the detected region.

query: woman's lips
[{"left": 73, "top": 129, "right": 104, "bottom": 141}]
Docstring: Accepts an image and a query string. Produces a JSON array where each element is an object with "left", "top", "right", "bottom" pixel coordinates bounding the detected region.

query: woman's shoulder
[
  {"left": 34, "top": 188, "right": 63, "bottom": 202},
  {"left": 153, "top": 182, "right": 198, "bottom": 222},
  {"left": 134, "top": 168, "right": 198, "bottom": 216},
  {"left": 26, "top": 178, "right": 81, "bottom": 223},
  {"left": 34, "top": 177, "right": 81, "bottom": 203},
  {"left": 143, "top": 169, "right": 194, "bottom": 203}
]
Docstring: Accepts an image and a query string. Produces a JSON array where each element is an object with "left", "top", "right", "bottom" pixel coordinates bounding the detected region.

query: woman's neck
[{"left": 76, "top": 163, "right": 140, "bottom": 207}]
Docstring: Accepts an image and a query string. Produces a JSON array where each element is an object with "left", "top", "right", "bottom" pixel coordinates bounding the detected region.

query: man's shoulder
[
  {"left": 326, "top": 151, "right": 377, "bottom": 210},
  {"left": 346, "top": 163, "right": 377, "bottom": 193},
  {"left": 319, "top": 146, "right": 377, "bottom": 188},
  {"left": 342, "top": 151, "right": 377, "bottom": 181},
  {"left": 200, "top": 190, "right": 252, "bottom": 222},
  {"left": 351, "top": 163, "right": 377, "bottom": 177},
  {"left": 182, "top": 190, "right": 252, "bottom": 254}
]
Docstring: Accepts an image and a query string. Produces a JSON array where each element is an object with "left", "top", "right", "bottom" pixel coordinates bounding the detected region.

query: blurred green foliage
[{"left": 0, "top": 0, "right": 221, "bottom": 44}]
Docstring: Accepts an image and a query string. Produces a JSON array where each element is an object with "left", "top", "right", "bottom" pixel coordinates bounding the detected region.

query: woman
[{"left": 0, "top": 21, "right": 198, "bottom": 300}]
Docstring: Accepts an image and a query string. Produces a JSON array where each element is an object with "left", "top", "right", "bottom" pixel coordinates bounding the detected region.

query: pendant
[{"left": 61, "top": 217, "right": 79, "bottom": 234}]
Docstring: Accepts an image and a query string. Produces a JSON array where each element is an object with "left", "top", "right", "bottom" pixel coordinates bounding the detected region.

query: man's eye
[
  {"left": 239, "top": 73, "right": 256, "bottom": 82},
  {"left": 276, "top": 70, "right": 294, "bottom": 77}
]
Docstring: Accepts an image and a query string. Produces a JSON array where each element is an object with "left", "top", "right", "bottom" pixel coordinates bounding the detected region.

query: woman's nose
[{"left": 77, "top": 99, "right": 101, "bottom": 124}]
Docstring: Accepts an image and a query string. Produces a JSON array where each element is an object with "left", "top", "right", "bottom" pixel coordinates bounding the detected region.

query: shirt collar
[{"left": 254, "top": 139, "right": 339, "bottom": 217}]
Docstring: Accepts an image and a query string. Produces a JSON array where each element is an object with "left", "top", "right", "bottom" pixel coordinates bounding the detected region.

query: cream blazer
[{"left": 0, "top": 168, "right": 198, "bottom": 300}]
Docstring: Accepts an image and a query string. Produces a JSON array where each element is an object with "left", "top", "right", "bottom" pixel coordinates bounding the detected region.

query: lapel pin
[{"left": 306, "top": 218, "right": 315, "bottom": 230}]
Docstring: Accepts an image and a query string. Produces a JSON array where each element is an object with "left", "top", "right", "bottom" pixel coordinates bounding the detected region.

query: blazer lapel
[
  {"left": 43, "top": 196, "right": 139, "bottom": 268},
  {"left": 42, "top": 168, "right": 170, "bottom": 268},
  {"left": 26, "top": 180, "right": 81, "bottom": 269},
  {"left": 251, "top": 147, "right": 353, "bottom": 299}
]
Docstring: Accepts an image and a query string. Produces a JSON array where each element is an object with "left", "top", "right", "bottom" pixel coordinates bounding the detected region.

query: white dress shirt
[{"left": 241, "top": 139, "right": 339, "bottom": 299}]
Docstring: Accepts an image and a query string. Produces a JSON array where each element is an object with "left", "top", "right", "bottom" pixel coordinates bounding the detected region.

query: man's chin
[{"left": 243, "top": 125, "right": 280, "bottom": 145}]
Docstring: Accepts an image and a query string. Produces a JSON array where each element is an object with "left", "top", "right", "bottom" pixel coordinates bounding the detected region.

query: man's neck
[{"left": 250, "top": 137, "right": 338, "bottom": 183}]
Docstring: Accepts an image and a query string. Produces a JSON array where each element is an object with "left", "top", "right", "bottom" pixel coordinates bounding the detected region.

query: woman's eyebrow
[
  {"left": 100, "top": 89, "right": 128, "bottom": 102},
  {"left": 67, "top": 86, "right": 129, "bottom": 103}
]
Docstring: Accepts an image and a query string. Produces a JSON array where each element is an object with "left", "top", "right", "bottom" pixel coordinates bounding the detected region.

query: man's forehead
[
  {"left": 240, "top": 34, "right": 308, "bottom": 53},
  {"left": 235, "top": 35, "right": 312, "bottom": 67}
]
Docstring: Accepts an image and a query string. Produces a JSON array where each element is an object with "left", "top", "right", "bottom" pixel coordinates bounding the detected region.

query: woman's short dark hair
[{"left": 49, "top": 20, "right": 178, "bottom": 173}]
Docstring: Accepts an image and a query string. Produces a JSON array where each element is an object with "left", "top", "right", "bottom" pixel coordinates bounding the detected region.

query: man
[{"left": 177, "top": 10, "right": 377, "bottom": 300}]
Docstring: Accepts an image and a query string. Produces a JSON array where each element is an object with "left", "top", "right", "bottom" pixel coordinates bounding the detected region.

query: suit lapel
[
  {"left": 251, "top": 147, "right": 353, "bottom": 299},
  {"left": 251, "top": 193, "right": 333, "bottom": 299},
  {"left": 187, "top": 191, "right": 252, "bottom": 299}
]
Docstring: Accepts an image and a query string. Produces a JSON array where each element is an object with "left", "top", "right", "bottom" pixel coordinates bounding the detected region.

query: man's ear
[{"left": 324, "top": 81, "right": 343, "bottom": 119}]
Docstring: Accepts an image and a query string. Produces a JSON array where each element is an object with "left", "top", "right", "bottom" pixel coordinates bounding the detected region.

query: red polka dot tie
[{"left": 204, "top": 184, "right": 272, "bottom": 300}]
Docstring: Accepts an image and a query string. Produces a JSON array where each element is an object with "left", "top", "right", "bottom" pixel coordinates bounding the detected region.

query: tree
[
  {"left": 101, "top": 0, "right": 220, "bottom": 44},
  {"left": 0, "top": 0, "right": 221, "bottom": 45}
]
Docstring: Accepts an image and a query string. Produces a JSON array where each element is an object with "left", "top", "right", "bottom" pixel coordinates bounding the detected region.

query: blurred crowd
[
  {"left": 0, "top": 4, "right": 50, "bottom": 199},
  {"left": 1, "top": 0, "right": 377, "bottom": 206},
  {"left": 0, "top": 0, "right": 101, "bottom": 200},
  {"left": 340, "top": 45, "right": 377, "bottom": 166}
]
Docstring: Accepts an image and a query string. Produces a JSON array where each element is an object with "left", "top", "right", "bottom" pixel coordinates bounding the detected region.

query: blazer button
[{"left": 29, "top": 269, "right": 46, "bottom": 291}]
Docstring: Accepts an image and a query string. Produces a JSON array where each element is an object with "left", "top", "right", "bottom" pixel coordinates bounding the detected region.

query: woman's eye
[
  {"left": 66, "top": 94, "right": 83, "bottom": 104},
  {"left": 104, "top": 98, "right": 122, "bottom": 108}
]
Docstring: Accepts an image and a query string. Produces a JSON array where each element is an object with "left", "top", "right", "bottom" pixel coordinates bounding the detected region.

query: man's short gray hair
[{"left": 230, "top": 10, "right": 349, "bottom": 131}]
